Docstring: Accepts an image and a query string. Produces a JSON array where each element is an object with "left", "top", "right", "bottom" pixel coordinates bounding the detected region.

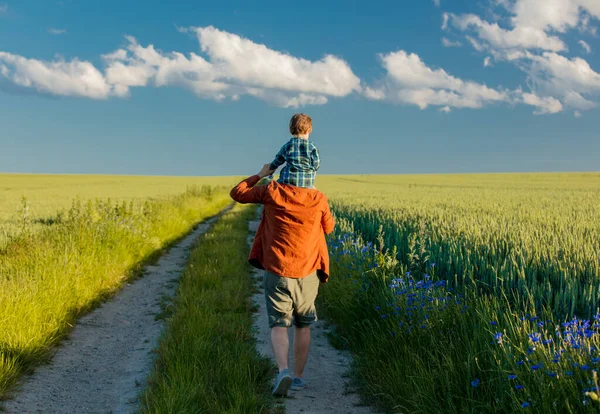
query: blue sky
[{"left": 0, "top": 0, "right": 598, "bottom": 175}]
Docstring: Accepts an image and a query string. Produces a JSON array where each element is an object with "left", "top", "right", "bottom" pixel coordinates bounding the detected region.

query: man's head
[{"left": 289, "top": 113, "right": 312, "bottom": 137}]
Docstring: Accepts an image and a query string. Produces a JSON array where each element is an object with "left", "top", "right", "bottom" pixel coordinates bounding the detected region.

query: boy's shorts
[{"left": 264, "top": 271, "right": 319, "bottom": 328}]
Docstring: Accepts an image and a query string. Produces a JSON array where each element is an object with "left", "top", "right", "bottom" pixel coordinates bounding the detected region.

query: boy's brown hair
[{"left": 289, "top": 113, "right": 312, "bottom": 136}]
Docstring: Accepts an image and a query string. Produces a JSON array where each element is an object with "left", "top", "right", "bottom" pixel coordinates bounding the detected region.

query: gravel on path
[{"left": 2, "top": 209, "right": 230, "bottom": 414}]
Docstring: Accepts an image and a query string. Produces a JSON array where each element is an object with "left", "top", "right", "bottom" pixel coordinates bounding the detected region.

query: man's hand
[{"left": 258, "top": 164, "right": 275, "bottom": 179}]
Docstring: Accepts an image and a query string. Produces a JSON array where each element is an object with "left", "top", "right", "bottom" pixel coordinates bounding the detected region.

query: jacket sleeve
[
  {"left": 230, "top": 175, "right": 267, "bottom": 204},
  {"left": 269, "top": 142, "right": 288, "bottom": 171},
  {"left": 321, "top": 200, "right": 335, "bottom": 235}
]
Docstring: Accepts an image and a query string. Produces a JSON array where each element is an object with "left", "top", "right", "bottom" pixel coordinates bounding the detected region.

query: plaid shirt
[{"left": 269, "top": 137, "right": 320, "bottom": 188}]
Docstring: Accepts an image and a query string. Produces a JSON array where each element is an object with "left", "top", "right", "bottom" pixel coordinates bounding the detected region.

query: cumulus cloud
[
  {"left": 521, "top": 92, "right": 563, "bottom": 114},
  {"left": 0, "top": 52, "right": 120, "bottom": 99},
  {"left": 0, "top": 26, "right": 361, "bottom": 107},
  {"left": 365, "top": 50, "right": 510, "bottom": 110},
  {"left": 442, "top": 0, "right": 600, "bottom": 114}
]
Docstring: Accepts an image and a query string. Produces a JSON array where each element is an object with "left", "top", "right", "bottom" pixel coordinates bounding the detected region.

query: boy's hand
[{"left": 258, "top": 164, "right": 275, "bottom": 179}]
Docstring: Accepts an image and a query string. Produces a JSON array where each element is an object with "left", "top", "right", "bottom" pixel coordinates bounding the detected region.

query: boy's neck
[{"left": 292, "top": 134, "right": 309, "bottom": 139}]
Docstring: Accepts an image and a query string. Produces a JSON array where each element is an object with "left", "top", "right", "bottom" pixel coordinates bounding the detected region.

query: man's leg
[
  {"left": 271, "top": 326, "right": 290, "bottom": 372},
  {"left": 293, "top": 326, "right": 311, "bottom": 378}
]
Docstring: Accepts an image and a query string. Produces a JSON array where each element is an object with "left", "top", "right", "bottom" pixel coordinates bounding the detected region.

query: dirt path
[
  {"left": 2, "top": 209, "right": 229, "bottom": 414},
  {"left": 248, "top": 219, "right": 375, "bottom": 414}
]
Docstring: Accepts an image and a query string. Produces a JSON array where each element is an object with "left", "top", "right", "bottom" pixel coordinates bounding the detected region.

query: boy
[{"left": 269, "top": 113, "right": 320, "bottom": 189}]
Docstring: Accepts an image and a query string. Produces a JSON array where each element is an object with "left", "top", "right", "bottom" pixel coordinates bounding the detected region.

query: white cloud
[
  {"left": 442, "top": 13, "right": 449, "bottom": 30},
  {"left": 101, "top": 27, "right": 360, "bottom": 107},
  {"left": 0, "top": 26, "right": 361, "bottom": 107},
  {"left": 448, "top": 13, "right": 567, "bottom": 52},
  {"left": 48, "top": 28, "right": 67, "bottom": 35},
  {"left": 440, "top": 105, "right": 451, "bottom": 112},
  {"left": 443, "top": 0, "right": 600, "bottom": 114},
  {"left": 433, "top": 0, "right": 441, "bottom": 7},
  {"left": 0, "top": 52, "right": 119, "bottom": 99},
  {"left": 442, "top": 37, "right": 462, "bottom": 47},
  {"left": 484, "top": 56, "right": 492, "bottom": 67},
  {"left": 367, "top": 50, "right": 509, "bottom": 110},
  {"left": 579, "top": 39, "right": 591, "bottom": 53},
  {"left": 0, "top": 4, "right": 7, "bottom": 14},
  {"left": 191, "top": 26, "right": 360, "bottom": 98},
  {"left": 522, "top": 92, "right": 563, "bottom": 114},
  {"left": 574, "top": 110, "right": 582, "bottom": 117},
  {"left": 363, "top": 86, "right": 386, "bottom": 100}
]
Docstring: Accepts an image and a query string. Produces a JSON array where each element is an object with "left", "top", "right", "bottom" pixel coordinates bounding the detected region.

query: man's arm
[
  {"left": 321, "top": 201, "right": 335, "bottom": 235},
  {"left": 230, "top": 164, "right": 274, "bottom": 204},
  {"left": 269, "top": 142, "right": 288, "bottom": 171}
]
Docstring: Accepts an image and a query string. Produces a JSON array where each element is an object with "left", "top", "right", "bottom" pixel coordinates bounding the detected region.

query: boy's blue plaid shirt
[{"left": 269, "top": 137, "right": 320, "bottom": 188}]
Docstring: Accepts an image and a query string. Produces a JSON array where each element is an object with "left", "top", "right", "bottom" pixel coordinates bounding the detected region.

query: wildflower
[
  {"left": 491, "top": 321, "right": 498, "bottom": 326},
  {"left": 517, "top": 360, "right": 525, "bottom": 366},
  {"left": 547, "top": 372, "right": 557, "bottom": 378},
  {"left": 581, "top": 365, "right": 590, "bottom": 371},
  {"left": 515, "top": 385, "right": 525, "bottom": 390},
  {"left": 528, "top": 333, "right": 541, "bottom": 343},
  {"left": 531, "top": 364, "right": 541, "bottom": 371},
  {"left": 381, "top": 314, "right": 387, "bottom": 319},
  {"left": 508, "top": 374, "right": 517, "bottom": 380},
  {"left": 566, "top": 371, "right": 574, "bottom": 376},
  {"left": 521, "top": 402, "right": 530, "bottom": 408},
  {"left": 494, "top": 332, "right": 503, "bottom": 344},
  {"left": 471, "top": 378, "right": 480, "bottom": 387}
]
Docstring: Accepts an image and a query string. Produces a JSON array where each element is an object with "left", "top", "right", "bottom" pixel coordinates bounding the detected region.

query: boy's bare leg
[
  {"left": 293, "top": 326, "right": 311, "bottom": 378},
  {"left": 271, "top": 327, "right": 289, "bottom": 372}
]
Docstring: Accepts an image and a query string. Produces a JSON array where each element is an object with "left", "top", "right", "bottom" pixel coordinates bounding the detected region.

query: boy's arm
[
  {"left": 230, "top": 165, "right": 274, "bottom": 204},
  {"left": 321, "top": 199, "right": 335, "bottom": 235},
  {"left": 310, "top": 144, "right": 321, "bottom": 171},
  {"left": 269, "top": 142, "right": 289, "bottom": 171}
]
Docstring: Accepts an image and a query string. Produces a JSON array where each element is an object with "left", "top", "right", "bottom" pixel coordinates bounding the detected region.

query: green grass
[
  {"left": 0, "top": 174, "right": 241, "bottom": 246},
  {"left": 314, "top": 171, "right": 600, "bottom": 413},
  {"left": 140, "top": 204, "right": 275, "bottom": 413},
  {"left": 0, "top": 186, "right": 231, "bottom": 398},
  {"left": 320, "top": 223, "right": 600, "bottom": 413},
  {"left": 316, "top": 173, "right": 600, "bottom": 317}
]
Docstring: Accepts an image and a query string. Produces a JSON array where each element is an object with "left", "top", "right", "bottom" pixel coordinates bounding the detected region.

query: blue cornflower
[
  {"left": 517, "top": 360, "right": 525, "bottom": 366},
  {"left": 566, "top": 371, "right": 574, "bottom": 376},
  {"left": 508, "top": 374, "right": 517, "bottom": 380},
  {"left": 547, "top": 372, "right": 557, "bottom": 378},
  {"left": 531, "top": 364, "right": 541, "bottom": 371},
  {"left": 381, "top": 314, "right": 387, "bottom": 319},
  {"left": 521, "top": 402, "right": 530, "bottom": 408},
  {"left": 581, "top": 365, "right": 590, "bottom": 370},
  {"left": 529, "top": 333, "right": 541, "bottom": 343},
  {"left": 494, "top": 332, "right": 503, "bottom": 344},
  {"left": 471, "top": 378, "right": 480, "bottom": 387},
  {"left": 515, "top": 385, "right": 524, "bottom": 390},
  {"left": 491, "top": 321, "right": 498, "bottom": 326}
]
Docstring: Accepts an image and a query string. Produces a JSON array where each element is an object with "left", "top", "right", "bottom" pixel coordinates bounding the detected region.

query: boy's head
[{"left": 289, "top": 113, "right": 312, "bottom": 136}]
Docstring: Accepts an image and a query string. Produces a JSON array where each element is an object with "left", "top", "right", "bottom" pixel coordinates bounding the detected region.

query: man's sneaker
[
  {"left": 291, "top": 377, "right": 309, "bottom": 390},
  {"left": 272, "top": 369, "right": 293, "bottom": 397}
]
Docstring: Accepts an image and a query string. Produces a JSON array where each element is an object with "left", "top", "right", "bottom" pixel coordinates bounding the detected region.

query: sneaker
[
  {"left": 272, "top": 369, "right": 293, "bottom": 397},
  {"left": 291, "top": 377, "right": 309, "bottom": 390}
]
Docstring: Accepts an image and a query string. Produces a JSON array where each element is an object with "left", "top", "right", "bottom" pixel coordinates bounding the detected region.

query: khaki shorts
[{"left": 264, "top": 271, "right": 319, "bottom": 328}]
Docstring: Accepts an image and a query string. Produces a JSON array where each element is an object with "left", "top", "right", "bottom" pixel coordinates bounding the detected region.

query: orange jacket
[{"left": 230, "top": 175, "right": 335, "bottom": 282}]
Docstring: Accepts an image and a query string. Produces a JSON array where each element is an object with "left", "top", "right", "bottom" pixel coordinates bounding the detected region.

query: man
[{"left": 230, "top": 163, "right": 335, "bottom": 397}]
